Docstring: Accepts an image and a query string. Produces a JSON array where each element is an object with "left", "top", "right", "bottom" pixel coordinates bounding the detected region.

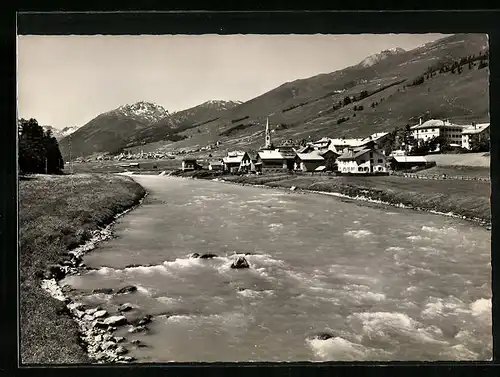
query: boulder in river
[
  {"left": 230, "top": 256, "right": 250, "bottom": 269},
  {"left": 137, "top": 314, "right": 153, "bottom": 326},
  {"left": 93, "top": 321, "right": 109, "bottom": 329},
  {"left": 86, "top": 308, "right": 99, "bottom": 316},
  {"left": 94, "top": 310, "right": 108, "bottom": 319},
  {"left": 115, "top": 346, "right": 128, "bottom": 355},
  {"left": 93, "top": 288, "right": 114, "bottom": 294},
  {"left": 118, "top": 303, "right": 134, "bottom": 312},
  {"left": 103, "top": 315, "right": 128, "bottom": 326},
  {"left": 128, "top": 325, "right": 147, "bottom": 334},
  {"left": 312, "top": 332, "right": 335, "bottom": 341},
  {"left": 116, "top": 285, "right": 137, "bottom": 294},
  {"left": 68, "top": 302, "right": 85, "bottom": 311},
  {"left": 190, "top": 253, "right": 200, "bottom": 258},
  {"left": 102, "top": 341, "right": 117, "bottom": 350},
  {"left": 131, "top": 339, "right": 147, "bottom": 348},
  {"left": 200, "top": 253, "right": 218, "bottom": 259}
]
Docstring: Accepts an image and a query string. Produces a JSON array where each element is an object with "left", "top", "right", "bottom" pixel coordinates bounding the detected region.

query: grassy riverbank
[
  {"left": 230, "top": 174, "right": 490, "bottom": 223},
  {"left": 179, "top": 170, "right": 490, "bottom": 223},
  {"left": 19, "top": 173, "right": 146, "bottom": 364}
]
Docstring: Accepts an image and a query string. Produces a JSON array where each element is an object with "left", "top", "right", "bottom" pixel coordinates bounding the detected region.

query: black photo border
[{"left": 3, "top": 7, "right": 500, "bottom": 377}]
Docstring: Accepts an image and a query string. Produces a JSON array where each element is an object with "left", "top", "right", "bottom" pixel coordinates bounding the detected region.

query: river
[{"left": 60, "top": 175, "right": 492, "bottom": 362}]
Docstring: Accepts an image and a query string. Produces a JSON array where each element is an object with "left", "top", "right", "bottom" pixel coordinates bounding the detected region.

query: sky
[{"left": 17, "top": 33, "right": 450, "bottom": 129}]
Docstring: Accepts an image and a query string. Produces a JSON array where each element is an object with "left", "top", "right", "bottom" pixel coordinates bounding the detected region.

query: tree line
[{"left": 18, "top": 118, "right": 64, "bottom": 174}]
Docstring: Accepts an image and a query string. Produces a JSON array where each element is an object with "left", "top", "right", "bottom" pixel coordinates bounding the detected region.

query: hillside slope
[
  {"left": 140, "top": 33, "right": 489, "bottom": 155},
  {"left": 59, "top": 100, "right": 241, "bottom": 159},
  {"left": 62, "top": 33, "right": 489, "bottom": 158}
]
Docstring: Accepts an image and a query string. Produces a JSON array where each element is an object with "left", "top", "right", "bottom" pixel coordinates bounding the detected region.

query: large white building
[
  {"left": 411, "top": 119, "right": 466, "bottom": 147},
  {"left": 411, "top": 119, "right": 490, "bottom": 150}
]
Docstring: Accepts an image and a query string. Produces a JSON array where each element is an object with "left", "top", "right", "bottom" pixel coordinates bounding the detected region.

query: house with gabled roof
[
  {"left": 258, "top": 149, "right": 287, "bottom": 171},
  {"left": 294, "top": 151, "right": 325, "bottom": 172},
  {"left": 337, "top": 146, "right": 388, "bottom": 174},
  {"left": 246, "top": 150, "right": 262, "bottom": 172},
  {"left": 222, "top": 151, "right": 251, "bottom": 173}
]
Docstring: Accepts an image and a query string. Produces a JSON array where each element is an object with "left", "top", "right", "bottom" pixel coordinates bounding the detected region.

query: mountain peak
[
  {"left": 116, "top": 101, "right": 169, "bottom": 122},
  {"left": 359, "top": 47, "right": 406, "bottom": 68}
]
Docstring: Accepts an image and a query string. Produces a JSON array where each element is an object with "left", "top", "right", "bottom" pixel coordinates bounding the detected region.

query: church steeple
[{"left": 264, "top": 117, "right": 272, "bottom": 149}]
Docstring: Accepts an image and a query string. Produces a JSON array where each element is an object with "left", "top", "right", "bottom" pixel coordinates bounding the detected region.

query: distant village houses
[{"left": 176, "top": 115, "right": 488, "bottom": 176}]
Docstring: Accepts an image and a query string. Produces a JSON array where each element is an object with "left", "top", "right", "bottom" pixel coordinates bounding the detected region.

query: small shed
[
  {"left": 391, "top": 155, "right": 428, "bottom": 171},
  {"left": 181, "top": 159, "right": 198, "bottom": 171},
  {"left": 208, "top": 160, "right": 224, "bottom": 171}
]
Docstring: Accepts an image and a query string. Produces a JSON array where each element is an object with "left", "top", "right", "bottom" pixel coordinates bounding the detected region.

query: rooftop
[
  {"left": 258, "top": 150, "right": 284, "bottom": 160},
  {"left": 296, "top": 152, "right": 325, "bottom": 161},
  {"left": 461, "top": 123, "right": 490, "bottom": 134},
  {"left": 411, "top": 119, "right": 465, "bottom": 130},
  {"left": 223, "top": 155, "right": 245, "bottom": 164},
  {"left": 393, "top": 155, "right": 427, "bottom": 163},
  {"left": 227, "top": 150, "right": 246, "bottom": 157},
  {"left": 337, "top": 148, "right": 372, "bottom": 161}
]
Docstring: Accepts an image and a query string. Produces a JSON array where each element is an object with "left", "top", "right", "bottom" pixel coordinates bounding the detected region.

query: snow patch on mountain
[
  {"left": 202, "top": 100, "right": 243, "bottom": 109},
  {"left": 60, "top": 126, "right": 80, "bottom": 138},
  {"left": 116, "top": 101, "right": 169, "bottom": 122},
  {"left": 359, "top": 47, "right": 406, "bottom": 68}
]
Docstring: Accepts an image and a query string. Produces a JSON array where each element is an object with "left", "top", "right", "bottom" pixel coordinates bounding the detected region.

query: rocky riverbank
[
  {"left": 19, "top": 174, "right": 147, "bottom": 364},
  {"left": 39, "top": 194, "right": 148, "bottom": 363}
]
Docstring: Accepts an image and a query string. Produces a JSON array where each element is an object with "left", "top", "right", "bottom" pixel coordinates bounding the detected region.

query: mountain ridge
[{"left": 59, "top": 33, "right": 489, "bottom": 159}]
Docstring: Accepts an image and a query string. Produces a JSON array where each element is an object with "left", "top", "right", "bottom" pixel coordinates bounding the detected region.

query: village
[{"left": 179, "top": 118, "right": 490, "bottom": 175}]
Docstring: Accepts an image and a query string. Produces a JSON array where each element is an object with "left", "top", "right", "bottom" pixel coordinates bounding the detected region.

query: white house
[
  {"left": 461, "top": 122, "right": 490, "bottom": 150},
  {"left": 337, "top": 147, "right": 388, "bottom": 174}
]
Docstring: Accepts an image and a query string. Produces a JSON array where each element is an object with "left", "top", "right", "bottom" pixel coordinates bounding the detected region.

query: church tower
[{"left": 264, "top": 117, "right": 273, "bottom": 149}]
